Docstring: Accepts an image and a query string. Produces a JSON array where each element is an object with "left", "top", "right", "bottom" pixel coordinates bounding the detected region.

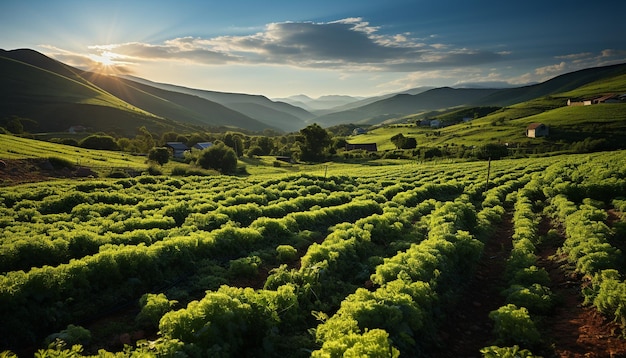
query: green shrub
[
  {"left": 136, "top": 293, "right": 178, "bottom": 328},
  {"left": 276, "top": 245, "right": 298, "bottom": 263},
  {"left": 146, "top": 164, "right": 163, "bottom": 175},
  {"left": 480, "top": 345, "right": 537, "bottom": 357},
  {"left": 47, "top": 156, "right": 75, "bottom": 170},
  {"left": 489, "top": 304, "right": 541, "bottom": 347},
  {"left": 229, "top": 256, "right": 262, "bottom": 278},
  {"left": 45, "top": 324, "right": 91, "bottom": 346}
]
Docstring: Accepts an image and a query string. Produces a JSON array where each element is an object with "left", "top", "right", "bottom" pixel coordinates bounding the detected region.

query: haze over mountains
[{"left": 2, "top": 48, "right": 626, "bottom": 135}]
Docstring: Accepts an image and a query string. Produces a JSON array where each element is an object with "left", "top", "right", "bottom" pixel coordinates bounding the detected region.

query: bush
[
  {"left": 146, "top": 165, "right": 163, "bottom": 175},
  {"left": 45, "top": 324, "right": 91, "bottom": 346},
  {"left": 47, "top": 156, "right": 75, "bottom": 170},
  {"left": 148, "top": 147, "right": 170, "bottom": 165},
  {"left": 196, "top": 142, "right": 238, "bottom": 174},
  {"left": 276, "top": 245, "right": 298, "bottom": 263},
  {"left": 489, "top": 304, "right": 541, "bottom": 347},
  {"left": 229, "top": 256, "right": 262, "bottom": 278},
  {"left": 136, "top": 293, "right": 178, "bottom": 328},
  {"left": 79, "top": 135, "right": 119, "bottom": 150}
]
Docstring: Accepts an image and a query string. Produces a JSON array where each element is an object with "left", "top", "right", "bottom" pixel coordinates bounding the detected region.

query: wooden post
[{"left": 484, "top": 157, "right": 491, "bottom": 193}]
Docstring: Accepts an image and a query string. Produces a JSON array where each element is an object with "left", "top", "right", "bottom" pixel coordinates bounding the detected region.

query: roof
[
  {"left": 527, "top": 123, "right": 545, "bottom": 129},
  {"left": 593, "top": 94, "right": 616, "bottom": 103},
  {"left": 193, "top": 142, "right": 213, "bottom": 149},
  {"left": 165, "top": 142, "right": 190, "bottom": 151}
]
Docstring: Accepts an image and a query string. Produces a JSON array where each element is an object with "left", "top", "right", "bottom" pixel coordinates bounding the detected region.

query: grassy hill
[
  {"left": 123, "top": 76, "right": 312, "bottom": 132},
  {"left": 346, "top": 69, "right": 626, "bottom": 153},
  {"left": 0, "top": 49, "right": 278, "bottom": 135},
  {"left": 313, "top": 88, "right": 500, "bottom": 127},
  {"left": 83, "top": 73, "right": 272, "bottom": 132}
]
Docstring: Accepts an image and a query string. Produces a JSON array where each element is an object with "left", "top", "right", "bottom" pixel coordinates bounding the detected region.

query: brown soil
[
  {"left": 433, "top": 213, "right": 626, "bottom": 357},
  {"left": 537, "top": 216, "right": 626, "bottom": 358},
  {"left": 432, "top": 213, "right": 513, "bottom": 357},
  {"left": 0, "top": 158, "right": 97, "bottom": 186}
]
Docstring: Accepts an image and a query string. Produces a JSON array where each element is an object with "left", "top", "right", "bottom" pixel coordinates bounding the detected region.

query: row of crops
[{"left": 1, "top": 150, "right": 625, "bottom": 356}]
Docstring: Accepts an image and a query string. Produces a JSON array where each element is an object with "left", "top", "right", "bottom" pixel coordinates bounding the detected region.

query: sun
[
  {"left": 88, "top": 51, "right": 123, "bottom": 75},
  {"left": 90, "top": 51, "right": 115, "bottom": 67}
]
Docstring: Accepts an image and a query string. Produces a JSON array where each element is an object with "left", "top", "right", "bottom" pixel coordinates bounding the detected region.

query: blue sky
[{"left": 1, "top": 0, "right": 625, "bottom": 98}]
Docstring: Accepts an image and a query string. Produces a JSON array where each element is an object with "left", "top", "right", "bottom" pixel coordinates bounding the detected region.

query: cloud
[
  {"left": 515, "top": 49, "right": 626, "bottom": 84},
  {"left": 48, "top": 17, "right": 507, "bottom": 73}
]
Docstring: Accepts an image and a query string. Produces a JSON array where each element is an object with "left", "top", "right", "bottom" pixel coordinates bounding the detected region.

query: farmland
[{"left": 1, "top": 149, "right": 626, "bottom": 357}]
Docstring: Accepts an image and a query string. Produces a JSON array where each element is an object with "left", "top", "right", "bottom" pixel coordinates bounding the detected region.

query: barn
[
  {"left": 165, "top": 142, "right": 190, "bottom": 158},
  {"left": 345, "top": 143, "right": 378, "bottom": 151},
  {"left": 526, "top": 123, "right": 549, "bottom": 138}
]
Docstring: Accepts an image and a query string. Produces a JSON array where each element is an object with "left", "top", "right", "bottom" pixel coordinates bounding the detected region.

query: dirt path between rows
[
  {"left": 432, "top": 212, "right": 626, "bottom": 357},
  {"left": 537, "top": 216, "right": 626, "bottom": 358},
  {"left": 431, "top": 213, "right": 513, "bottom": 357}
]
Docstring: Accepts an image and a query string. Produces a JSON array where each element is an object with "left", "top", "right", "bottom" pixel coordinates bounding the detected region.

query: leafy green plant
[
  {"left": 276, "top": 245, "right": 297, "bottom": 263},
  {"left": 489, "top": 304, "right": 541, "bottom": 347},
  {"left": 136, "top": 293, "right": 178, "bottom": 328}
]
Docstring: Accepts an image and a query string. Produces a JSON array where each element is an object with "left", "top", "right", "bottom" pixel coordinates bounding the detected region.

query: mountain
[
  {"left": 311, "top": 64, "right": 626, "bottom": 127},
  {"left": 0, "top": 49, "right": 190, "bottom": 135},
  {"left": 0, "top": 49, "right": 283, "bottom": 134},
  {"left": 474, "top": 63, "right": 626, "bottom": 106},
  {"left": 82, "top": 73, "right": 271, "bottom": 132},
  {"left": 274, "top": 94, "right": 364, "bottom": 113},
  {"left": 3, "top": 48, "right": 626, "bottom": 135},
  {"left": 311, "top": 87, "right": 500, "bottom": 126},
  {"left": 122, "top": 76, "right": 312, "bottom": 132}
]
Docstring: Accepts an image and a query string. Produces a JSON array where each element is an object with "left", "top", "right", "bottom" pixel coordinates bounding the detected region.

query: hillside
[
  {"left": 312, "top": 87, "right": 501, "bottom": 126},
  {"left": 123, "top": 76, "right": 313, "bottom": 132},
  {"left": 0, "top": 51, "right": 196, "bottom": 136},
  {"left": 346, "top": 66, "right": 626, "bottom": 153},
  {"left": 0, "top": 49, "right": 279, "bottom": 134},
  {"left": 313, "top": 64, "right": 626, "bottom": 127},
  {"left": 82, "top": 73, "right": 271, "bottom": 132}
]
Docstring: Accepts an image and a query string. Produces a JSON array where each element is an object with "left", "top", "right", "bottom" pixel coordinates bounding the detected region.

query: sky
[{"left": 1, "top": 0, "right": 625, "bottom": 98}]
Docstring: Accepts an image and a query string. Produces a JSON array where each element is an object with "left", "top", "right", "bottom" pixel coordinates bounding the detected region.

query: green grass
[
  {"left": 0, "top": 134, "right": 148, "bottom": 172},
  {"left": 0, "top": 56, "right": 152, "bottom": 116}
]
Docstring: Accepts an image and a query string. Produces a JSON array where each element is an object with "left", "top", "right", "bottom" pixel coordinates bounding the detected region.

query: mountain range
[{"left": 1, "top": 48, "right": 626, "bottom": 135}]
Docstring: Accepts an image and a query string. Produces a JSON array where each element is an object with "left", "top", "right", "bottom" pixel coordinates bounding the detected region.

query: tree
[
  {"left": 391, "top": 133, "right": 417, "bottom": 149},
  {"left": 476, "top": 143, "right": 508, "bottom": 160},
  {"left": 254, "top": 136, "right": 274, "bottom": 155},
  {"left": 148, "top": 147, "right": 170, "bottom": 165},
  {"left": 135, "top": 126, "right": 155, "bottom": 153},
  {"left": 160, "top": 131, "right": 179, "bottom": 144},
  {"left": 247, "top": 145, "right": 263, "bottom": 158},
  {"left": 223, "top": 132, "right": 245, "bottom": 157},
  {"left": 196, "top": 142, "right": 238, "bottom": 174},
  {"left": 79, "top": 135, "right": 120, "bottom": 150},
  {"left": 300, "top": 123, "right": 331, "bottom": 161}
]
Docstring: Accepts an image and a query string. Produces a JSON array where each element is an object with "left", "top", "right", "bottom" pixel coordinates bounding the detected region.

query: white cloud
[{"left": 46, "top": 17, "right": 507, "bottom": 73}]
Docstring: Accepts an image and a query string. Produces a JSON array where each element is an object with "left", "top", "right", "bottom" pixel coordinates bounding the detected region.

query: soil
[
  {"left": 431, "top": 213, "right": 513, "bottom": 357},
  {"left": 0, "top": 158, "right": 97, "bottom": 186},
  {"left": 433, "top": 213, "right": 626, "bottom": 357},
  {"left": 536, "top": 216, "right": 626, "bottom": 358}
]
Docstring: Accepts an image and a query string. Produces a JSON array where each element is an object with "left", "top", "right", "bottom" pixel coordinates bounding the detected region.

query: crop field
[{"left": 1, "top": 151, "right": 626, "bottom": 357}]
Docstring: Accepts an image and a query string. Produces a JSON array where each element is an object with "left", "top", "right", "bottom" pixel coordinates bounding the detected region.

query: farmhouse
[
  {"left": 165, "top": 142, "right": 190, "bottom": 158},
  {"left": 352, "top": 127, "right": 367, "bottom": 135},
  {"left": 526, "top": 123, "right": 549, "bottom": 138},
  {"left": 345, "top": 143, "right": 378, "bottom": 151},
  {"left": 430, "top": 120, "right": 441, "bottom": 128},
  {"left": 567, "top": 99, "right": 592, "bottom": 106},
  {"left": 592, "top": 94, "right": 619, "bottom": 104},
  {"left": 567, "top": 94, "right": 622, "bottom": 106},
  {"left": 193, "top": 142, "right": 213, "bottom": 150}
]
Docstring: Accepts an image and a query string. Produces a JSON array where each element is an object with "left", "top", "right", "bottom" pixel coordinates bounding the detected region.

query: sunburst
[{"left": 88, "top": 51, "right": 121, "bottom": 74}]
